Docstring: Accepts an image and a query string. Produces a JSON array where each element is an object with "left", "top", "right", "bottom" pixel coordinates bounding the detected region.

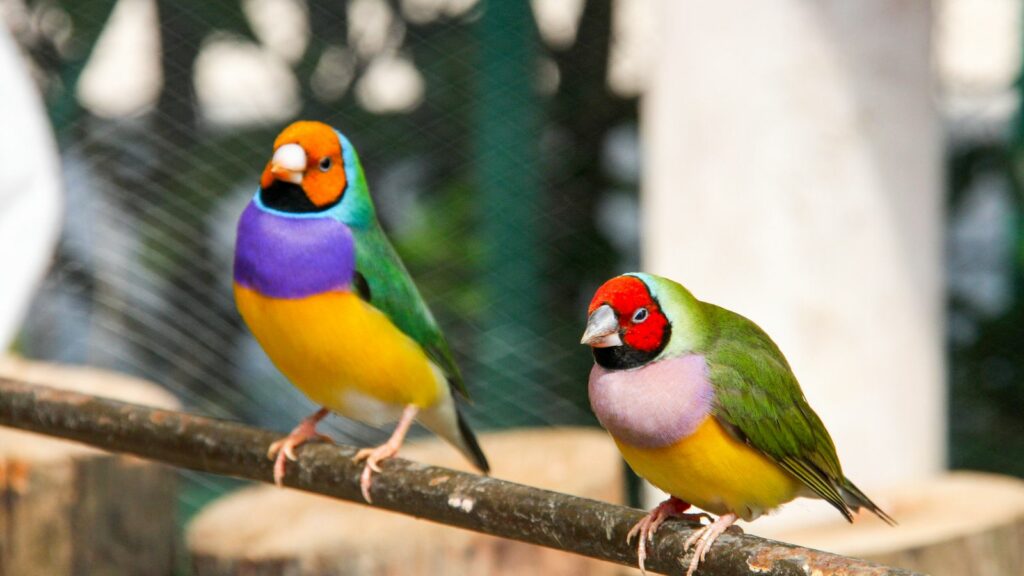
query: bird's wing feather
[
  {"left": 702, "top": 303, "right": 853, "bottom": 520},
  {"left": 350, "top": 223, "right": 469, "bottom": 399}
]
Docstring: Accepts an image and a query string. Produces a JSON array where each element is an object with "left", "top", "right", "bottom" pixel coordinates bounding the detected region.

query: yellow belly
[
  {"left": 616, "top": 416, "right": 803, "bottom": 520},
  {"left": 234, "top": 285, "right": 443, "bottom": 414}
]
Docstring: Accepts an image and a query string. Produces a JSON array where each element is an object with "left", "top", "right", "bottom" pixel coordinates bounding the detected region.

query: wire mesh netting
[
  {"left": 3, "top": 0, "right": 643, "bottom": 513},
  {"left": 3, "top": 0, "right": 1024, "bottom": 534}
]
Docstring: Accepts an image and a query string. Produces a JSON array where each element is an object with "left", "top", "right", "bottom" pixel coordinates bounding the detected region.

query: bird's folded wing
[
  {"left": 703, "top": 304, "right": 853, "bottom": 520},
  {"left": 351, "top": 223, "right": 469, "bottom": 399}
]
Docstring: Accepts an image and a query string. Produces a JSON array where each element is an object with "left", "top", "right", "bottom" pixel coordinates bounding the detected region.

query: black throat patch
[
  {"left": 593, "top": 344, "right": 662, "bottom": 370},
  {"left": 260, "top": 181, "right": 337, "bottom": 213}
]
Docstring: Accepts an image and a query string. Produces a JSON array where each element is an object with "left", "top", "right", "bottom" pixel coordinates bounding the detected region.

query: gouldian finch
[
  {"left": 234, "top": 120, "right": 489, "bottom": 501},
  {"left": 581, "top": 273, "right": 893, "bottom": 575}
]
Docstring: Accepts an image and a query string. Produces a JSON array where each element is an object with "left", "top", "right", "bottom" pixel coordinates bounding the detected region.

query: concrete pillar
[{"left": 641, "top": 0, "right": 943, "bottom": 529}]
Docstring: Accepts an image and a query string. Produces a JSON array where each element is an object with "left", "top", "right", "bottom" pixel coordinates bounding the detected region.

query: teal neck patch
[{"left": 626, "top": 273, "right": 709, "bottom": 359}]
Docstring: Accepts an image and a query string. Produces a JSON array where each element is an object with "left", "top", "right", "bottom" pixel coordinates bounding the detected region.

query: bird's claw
[
  {"left": 626, "top": 521, "right": 642, "bottom": 545},
  {"left": 352, "top": 441, "right": 401, "bottom": 503},
  {"left": 626, "top": 518, "right": 652, "bottom": 575},
  {"left": 627, "top": 497, "right": 698, "bottom": 574},
  {"left": 359, "top": 464, "right": 375, "bottom": 503},
  {"left": 283, "top": 444, "right": 298, "bottom": 462},
  {"left": 353, "top": 448, "right": 385, "bottom": 474},
  {"left": 266, "top": 439, "right": 282, "bottom": 460},
  {"left": 683, "top": 527, "right": 702, "bottom": 552},
  {"left": 348, "top": 405, "right": 419, "bottom": 504},
  {"left": 266, "top": 409, "right": 332, "bottom": 487},
  {"left": 682, "top": 512, "right": 738, "bottom": 576}
]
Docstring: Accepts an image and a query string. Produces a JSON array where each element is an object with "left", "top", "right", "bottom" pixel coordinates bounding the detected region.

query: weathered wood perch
[
  {"left": 0, "top": 377, "right": 921, "bottom": 576},
  {"left": 189, "top": 429, "right": 628, "bottom": 575}
]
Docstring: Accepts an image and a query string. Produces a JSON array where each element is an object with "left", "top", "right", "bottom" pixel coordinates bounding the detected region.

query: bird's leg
[
  {"left": 683, "top": 512, "right": 739, "bottom": 576},
  {"left": 267, "top": 407, "right": 333, "bottom": 487},
  {"left": 353, "top": 404, "right": 419, "bottom": 503},
  {"left": 626, "top": 497, "right": 712, "bottom": 575}
]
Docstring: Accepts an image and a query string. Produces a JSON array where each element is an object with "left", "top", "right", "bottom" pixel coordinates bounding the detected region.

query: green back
[
  {"left": 331, "top": 132, "right": 467, "bottom": 398},
  {"left": 700, "top": 303, "right": 851, "bottom": 518}
]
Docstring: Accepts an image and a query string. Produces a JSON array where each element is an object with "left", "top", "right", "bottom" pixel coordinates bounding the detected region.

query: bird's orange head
[{"left": 260, "top": 121, "right": 348, "bottom": 212}]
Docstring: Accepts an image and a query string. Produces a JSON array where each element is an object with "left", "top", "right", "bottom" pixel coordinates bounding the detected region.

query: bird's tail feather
[
  {"left": 455, "top": 406, "right": 490, "bottom": 474},
  {"left": 839, "top": 477, "right": 896, "bottom": 526},
  {"left": 418, "top": 397, "right": 489, "bottom": 474}
]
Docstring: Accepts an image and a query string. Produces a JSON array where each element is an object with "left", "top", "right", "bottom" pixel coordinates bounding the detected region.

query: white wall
[{"left": 641, "top": 0, "right": 942, "bottom": 530}]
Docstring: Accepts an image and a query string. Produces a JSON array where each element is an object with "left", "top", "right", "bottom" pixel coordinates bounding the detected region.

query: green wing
[
  {"left": 701, "top": 303, "right": 853, "bottom": 520},
  {"left": 350, "top": 223, "right": 469, "bottom": 399}
]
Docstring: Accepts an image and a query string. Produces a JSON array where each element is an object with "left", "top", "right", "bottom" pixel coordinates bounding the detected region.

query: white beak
[
  {"left": 270, "top": 143, "right": 306, "bottom": 184},
  {"left": 580, "top": 304, "right": 623, "bottom": 348}
]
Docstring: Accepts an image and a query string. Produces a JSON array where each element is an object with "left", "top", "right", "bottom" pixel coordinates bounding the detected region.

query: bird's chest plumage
[
  {"left": 588, "top": 355, "right": 714, "bottom": 448},
  {"left": 232, "top": 202, "right": 443, "bottom": 416},
  {"left": 589, "top": 354, "right": 802, "bottom": 519},
  {"left": 233, "top": 201, "right": 356, "bottom": 298}
]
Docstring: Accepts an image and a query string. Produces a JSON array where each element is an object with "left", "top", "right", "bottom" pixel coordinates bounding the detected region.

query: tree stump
[
  {"left": 757, "top": 472, "right": 1024, "bottom": 576},
  {"left": 188, "top": 427, "right": 624, "bottom": 576},
  {"left": 0, "top": 357, "right": 181, "bottom": 576}
]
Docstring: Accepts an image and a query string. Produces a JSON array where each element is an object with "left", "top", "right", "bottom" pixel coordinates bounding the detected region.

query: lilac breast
[
  {"left": 588, "top": 354, "right": 714, "bottom": 448},
  {"left": 233, "top": 202, "right": 356, "bottom": 298}
]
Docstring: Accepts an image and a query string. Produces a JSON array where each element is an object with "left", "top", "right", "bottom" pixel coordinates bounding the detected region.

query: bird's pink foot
[
  {"left": 267, "top": 407, "right": 332, "bottom": 487},
  {"left": 626, "top": 497, "right": 712, "bottom": 575},
  {"left": 682, "top": 512, "right": 740, "bottom": 576},
  {"left": 351, "top": 404, "right": 418, "bottom": 503},
  {"left": 353, "top": 441, "right": 402, "bottom": 502}
]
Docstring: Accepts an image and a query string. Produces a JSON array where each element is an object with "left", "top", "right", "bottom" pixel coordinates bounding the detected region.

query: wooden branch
[{"left": 0, "top": 377, "right": 921, "bottom": 576}]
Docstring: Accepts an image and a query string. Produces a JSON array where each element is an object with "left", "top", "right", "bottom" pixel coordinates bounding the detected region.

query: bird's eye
[
  {"left": 632, "top": 308, "right": 649, "bottom": 323},
  {"left": 319, "top": 157, "right": 332, "bottom": 172}
]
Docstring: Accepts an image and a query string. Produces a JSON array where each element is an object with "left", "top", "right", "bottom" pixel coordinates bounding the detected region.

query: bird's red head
[
  {"left": 583, "top": 275, "right": 670, "bottom": 354},
  {"left": 260, "top": 121, "right": 347, "bottom": 212}
]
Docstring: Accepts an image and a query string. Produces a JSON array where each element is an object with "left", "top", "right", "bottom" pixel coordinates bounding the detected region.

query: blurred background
[{"left": 1, "top": 0, "right": 1023, "bottom": 572}]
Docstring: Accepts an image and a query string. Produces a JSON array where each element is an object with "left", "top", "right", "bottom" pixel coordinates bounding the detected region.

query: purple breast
[
  {"left": 588, "top": 354, "right": 715, "bottom": 448},
  {"left": 233, "top": 202, "right": 356, "bottom": 298}
]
